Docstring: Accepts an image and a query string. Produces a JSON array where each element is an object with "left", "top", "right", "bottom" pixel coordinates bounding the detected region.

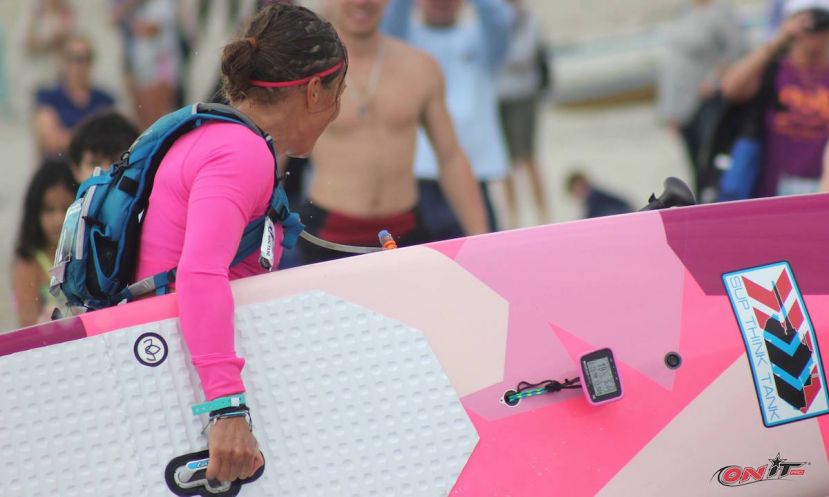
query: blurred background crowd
[{"left": 0, "top": 0, "right": 825, "bottom": 330}]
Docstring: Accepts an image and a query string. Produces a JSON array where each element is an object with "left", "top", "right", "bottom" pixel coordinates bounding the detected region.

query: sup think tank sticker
[{"left": 723, "top": 262, "right": 829, "bottom": 427}]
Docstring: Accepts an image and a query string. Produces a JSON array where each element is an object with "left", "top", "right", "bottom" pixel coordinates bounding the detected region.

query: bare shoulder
[
  {"left": 383, "top": 36, "right": 442, "bottom": 83},
  {"left": 12, "top": 256, "right": 43, "bottom": 284}
]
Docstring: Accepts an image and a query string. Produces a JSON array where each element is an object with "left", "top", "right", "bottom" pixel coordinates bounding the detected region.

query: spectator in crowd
[
  {"left": 33, "top": 34, "right": 116, "bottom": 157},
  {"left": 722, "top": 0, "right": 829, "bottom": 196},
  {"left": 24, "top": 0, "right": 77, "bottom": 88},
  {"left": 565, "top": 171, "right": 632, "bottom": 219},
  {"left": 497, "top": 0, "right": 550, "bottom": 227},
  {"left": 12, "top": 159, "right": 77, "bottom": 327},
  {"left": 67, "top": 110, "right": 140, "bottom": 184},
  {"left": 297, "top": 0, "right": 487, "bottom": 265},
  {"left": 657, "top": 0, "right": 746, "bottom": 195},
  {"left": 112, "top": 0, "right": 182, "bottom": 128},
  {"left": 25, "top": 0, "right": 75, "bottom": 55},
  {"left": 383, "top": 0, "right": 515, "bottom": 239}
]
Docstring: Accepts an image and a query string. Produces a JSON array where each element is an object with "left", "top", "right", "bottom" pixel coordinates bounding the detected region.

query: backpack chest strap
[{"left": 268, "top": 184, "right": 304, "bottom": 249}]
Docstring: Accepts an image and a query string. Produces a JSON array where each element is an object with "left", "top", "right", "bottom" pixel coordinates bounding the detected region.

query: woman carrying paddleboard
[{"left": 134, "top": 4, "right": 346, "bottom": 483}]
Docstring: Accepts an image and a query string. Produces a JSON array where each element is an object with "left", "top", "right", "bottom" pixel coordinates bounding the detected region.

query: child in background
[
  {"left": 12, "top": 159, "right": 77, "bottom": 327},
  {"left": 68, "top": 110, "right": 140, "bottom": 184}
]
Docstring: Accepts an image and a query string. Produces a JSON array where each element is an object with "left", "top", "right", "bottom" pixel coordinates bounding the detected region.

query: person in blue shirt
[
  {"left": 33, "top": 34, "right": 115, "bottom": 157},
  {"left": 383, "top": 0, "right": 515, "bottom": 239}
]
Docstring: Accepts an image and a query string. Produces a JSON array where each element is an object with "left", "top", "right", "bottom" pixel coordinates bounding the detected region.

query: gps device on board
[
  {"left": 579, "top": 348, "right": 623, "bottom": 405},
  {"left": 502, "top": 347, "right": 624, "bottom": 407}
]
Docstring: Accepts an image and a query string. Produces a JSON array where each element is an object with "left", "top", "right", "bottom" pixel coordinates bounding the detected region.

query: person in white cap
[{"left": 722, "top": 0, "right": 829, "bottom": 197}]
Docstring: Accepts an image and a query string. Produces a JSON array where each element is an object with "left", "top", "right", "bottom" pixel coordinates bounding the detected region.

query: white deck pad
[{"left": 0, "top": 291, "right": 478, "bottom": 496}]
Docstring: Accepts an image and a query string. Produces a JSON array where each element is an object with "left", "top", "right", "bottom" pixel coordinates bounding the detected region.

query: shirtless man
[{"left": 297, "top": 0, "right": 488, "bottom": 264}]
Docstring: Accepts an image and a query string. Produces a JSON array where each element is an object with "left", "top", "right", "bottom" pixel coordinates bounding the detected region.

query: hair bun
[{"left": 221, "top": 38, "right": 258, "bottom": 89}]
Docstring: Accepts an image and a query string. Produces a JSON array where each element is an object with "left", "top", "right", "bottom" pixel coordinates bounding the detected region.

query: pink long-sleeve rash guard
[{"left": 136, "top": 121, "right": 283, "bottom": 400}]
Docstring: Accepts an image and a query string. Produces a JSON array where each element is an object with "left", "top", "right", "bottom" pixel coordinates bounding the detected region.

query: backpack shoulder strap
[{"left": 195, "top": 103, "right": 263, "bottom": 136}]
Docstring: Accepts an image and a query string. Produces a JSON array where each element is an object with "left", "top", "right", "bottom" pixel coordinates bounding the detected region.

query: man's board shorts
[
  {"left": 417, "top": 180, "right": 497, "bottom": 241},
  {"left": 297, "top": 202, "right": 433, "bottom": 265}
]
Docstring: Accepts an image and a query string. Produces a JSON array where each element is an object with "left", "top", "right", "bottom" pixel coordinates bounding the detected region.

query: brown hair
[{"left": 221, "top": 4, "right": 347, "bottom": 104}]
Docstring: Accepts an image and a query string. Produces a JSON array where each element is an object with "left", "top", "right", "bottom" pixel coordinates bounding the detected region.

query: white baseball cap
[{"left": 785, "top": 0, "right": 829, "bottom": 16}]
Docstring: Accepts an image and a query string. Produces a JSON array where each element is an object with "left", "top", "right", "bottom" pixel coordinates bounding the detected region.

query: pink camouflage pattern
[{"left": 3, "top": 193, "right": 829, "bottom": 495}]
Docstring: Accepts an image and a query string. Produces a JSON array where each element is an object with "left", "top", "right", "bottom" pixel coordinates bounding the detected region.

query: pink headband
[{"left": 250, "top": 60, "right": 345, "bottom": 88}]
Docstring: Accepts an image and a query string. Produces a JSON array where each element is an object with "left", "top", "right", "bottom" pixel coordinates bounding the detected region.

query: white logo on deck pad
[{"left": 134, "top": 332, "right": 168, "bottom": 367}]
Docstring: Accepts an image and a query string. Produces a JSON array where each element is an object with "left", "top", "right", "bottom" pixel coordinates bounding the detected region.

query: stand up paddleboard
[{"left": 2, "top": 191, "right": 829, "bottom": 496}]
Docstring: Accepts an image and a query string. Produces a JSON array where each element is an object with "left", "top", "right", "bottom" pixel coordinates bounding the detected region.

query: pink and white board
[{"left": 3, "top": 193, "right": 829, "bottom": 496}]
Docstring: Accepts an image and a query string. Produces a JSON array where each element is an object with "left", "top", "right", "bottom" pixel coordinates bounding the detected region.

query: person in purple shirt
[
  {"left": 33, "top": 34, "right": 115, "bottom": 157},
  {"left": 722, "top": 0, "right": 829, "bottom": 196}
]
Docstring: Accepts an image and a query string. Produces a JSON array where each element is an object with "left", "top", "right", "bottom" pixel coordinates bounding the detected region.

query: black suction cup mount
[{"left": 639, "top": 177, "right": 696, "bottom": 212}]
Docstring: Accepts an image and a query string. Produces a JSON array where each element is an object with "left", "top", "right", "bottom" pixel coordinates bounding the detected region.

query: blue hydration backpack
[{"left": 49, "top": 103, "right": 304, "bottom": 310}]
